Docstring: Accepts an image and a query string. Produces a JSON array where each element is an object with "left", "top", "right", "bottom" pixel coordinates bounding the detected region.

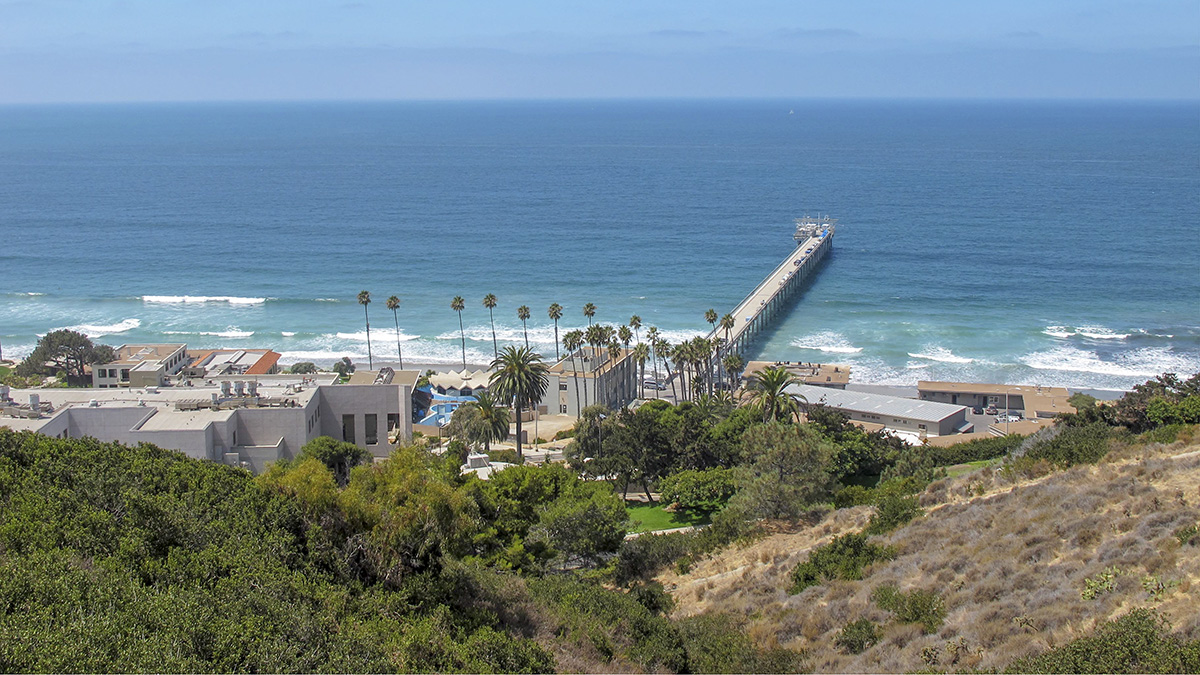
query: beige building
[
  {"left": 790, "top": 384, "right": 971, "bottom": 439},
  {"left": 548, "top": 346, "right": 639, "bottom": 417},
  {"left": 3, "top": 369, "right": 417, "bottom": 473},
  {"left": 92, "top": 343, "right": 189, "bottom": 388},
  {"left": 917, "top": 381, "right": 1075, "bottom": 419},
  {"left": 743, "top": 360, "right": 850, "bottom": 389}
]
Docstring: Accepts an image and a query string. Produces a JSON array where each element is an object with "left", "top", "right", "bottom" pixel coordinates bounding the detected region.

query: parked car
[
  {"left": 971, "top": 406, "right": 984, "bottom": 415},
  {"left": 996, "top": 414, "right": 1021, "bottom": 423},
  {"left": 984, "top": 406, "right": 998, "bottom": 415},
  {"left": 642, "top": 380, "right": 667, "bottom": 391}
]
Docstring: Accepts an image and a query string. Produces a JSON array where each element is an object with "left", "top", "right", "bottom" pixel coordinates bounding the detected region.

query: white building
[
  {"left": 1, "top": 370, "right": 417, "bottom": 473},
  {"left": 789, "top": 384, "right": 972, "bottom": 439},
  {"left": 547, "top": 346, "right": 639, "bottom": 417}
]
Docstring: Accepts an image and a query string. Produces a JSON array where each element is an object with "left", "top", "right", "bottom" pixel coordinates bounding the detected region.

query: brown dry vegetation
[{"left": 658, "top": 431, "right": 1200, "bottom": 672}]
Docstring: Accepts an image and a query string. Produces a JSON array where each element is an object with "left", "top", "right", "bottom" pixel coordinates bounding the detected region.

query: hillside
[{"left": 657, "top": 431, "right": 1200, "bottom": 672}]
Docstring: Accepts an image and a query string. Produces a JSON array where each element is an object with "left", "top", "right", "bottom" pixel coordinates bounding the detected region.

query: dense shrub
[
  {"left": 1005, "top": 609, "right": 1200, "bottom": 673},
  {"left": 872, "top": 584, "right": 947, "bottom": 633},
  {"left": 1024, "top": 422, "right": 1113, "bottom": 467},
  {"left": 930, "top": 433, "right": 1024, "bottom": 466},
  {"left": 659, "top": 467, "right": 738, "bottom": 513},
  {"left": 864, "top": 492, "right": 923, "bottom": 535},
  {"left": 835, "top": 618, "right": 881, "bottom": 654},
  {"left": 789, "top": 533, "right": 896, "bottom": 593},
  {"left": 677, "top": 613, "right": 806, "bottom": 674},
  {"left": 613, "top": 506, "right": 750, "bottom": 584}
]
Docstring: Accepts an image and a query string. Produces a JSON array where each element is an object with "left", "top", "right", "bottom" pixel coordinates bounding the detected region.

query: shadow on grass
[{"left": 625, "top": 501, "right": 712, "bottom": 534}]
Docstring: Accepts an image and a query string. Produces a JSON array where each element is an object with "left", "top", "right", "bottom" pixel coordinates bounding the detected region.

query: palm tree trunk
[
  {"left": 665, "top": 359, "right": 677, "bottom": 402},
  {"left": 458, "top": 312, "right": 466, "bottom": 369},
  {"left": 393, "top": 309, "right": 404, "bottom": 369},
  {"left": 522, "top": 320, "right": 528, "bottom": 349},
  {"left": 571, "top": 351, "right": 583, "bottom": 415},
  {"left": 513, "top": 401, "right": 523, "bottom": 464},
  {"left": 489, "top": 308, "right": 497, "bottom": 359},
  {"left": 364, "top": 305, "right": 373, "bottom": 370},
  {"left": 553, "top": 321, "right": 559, "bottom": 361}
]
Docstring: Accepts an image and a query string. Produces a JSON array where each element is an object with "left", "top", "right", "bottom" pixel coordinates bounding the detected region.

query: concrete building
[
  {"left": 548, "top": 346, "right": 639, "bottom": 417},
  {"left": 917, "top": 381, "right": 1075, "bottom": 419},
  {"left": 1, "top": 370, "right": 417, "bottom": 473},
  {"left": 184, "top": 349, "right": 281, "bottom": 379},
  {"left": 92, "top": 343, "right": 189, "bottom": 388},
  {"left": 789, "top": 384, "right": 971, "bottom": 439}
]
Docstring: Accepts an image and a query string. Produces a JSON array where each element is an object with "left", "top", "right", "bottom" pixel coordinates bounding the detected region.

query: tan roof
[
  {"left": 105, "top": 343, "right": 186, "bottom": 366},
  {"left": 745, "top": 360, "right": 850, "bottom": 386},
  {"left": 918, "top": 381, "right": 1075, "bottom": 416}
]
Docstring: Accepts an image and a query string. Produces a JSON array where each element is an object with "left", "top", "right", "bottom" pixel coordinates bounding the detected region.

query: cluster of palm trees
[{"left": 356, "top": 291, "right": 405, "bottom": 371}]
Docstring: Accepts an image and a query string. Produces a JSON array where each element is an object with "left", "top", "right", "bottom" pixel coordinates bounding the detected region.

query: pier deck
[{"left": 711, "top": 216, "right": 835, "bottom": 357}]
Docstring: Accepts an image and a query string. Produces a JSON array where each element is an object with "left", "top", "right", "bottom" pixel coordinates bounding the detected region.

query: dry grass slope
[{"left": 658, "top": 432, "right": 1200, "bottom": 672}]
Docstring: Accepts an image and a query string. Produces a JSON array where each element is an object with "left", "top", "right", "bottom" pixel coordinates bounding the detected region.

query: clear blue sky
[{"left": 1, "top": 0, "right": 1196, "bottom": 102}]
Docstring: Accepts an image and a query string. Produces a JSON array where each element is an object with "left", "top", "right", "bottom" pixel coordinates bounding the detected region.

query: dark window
[
  {"left": 387, "top": 413, "right": 399, "bottom": 431},
  {"left": 559, "top": 382, "right": 567, "bottom": 390},
  {"left": 365, "top": 414, "right": 378, "bottom": 445},
  {"left": 342, "top": 414, "right": 355, "bottom": 444}
]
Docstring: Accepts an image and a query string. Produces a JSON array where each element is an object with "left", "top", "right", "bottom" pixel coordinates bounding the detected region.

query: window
[
  {"left": 559, "top": 382, "right": 567, "bottom": 390},
  {"left": 560, "top": 405, "right": 568, "bottom": 413},
  {"left": 342, "top": 414, "right": 355, "bottom": 444},
  {"left": 120, "top": 369, "right": 130, "bottom": 380},
  {"left": 365, "top": 414, "right": 378, "bottom": 445},
  {"left": 918, "top": 424, "right": 927, "bottom": 430},
  {"left": 387, "top": 413, "right": 399, "bottom": 431}
]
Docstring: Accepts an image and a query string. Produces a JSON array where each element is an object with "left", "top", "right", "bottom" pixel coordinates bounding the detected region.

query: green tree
[
  {"left": 488, "top": 346, "right": 550, "bottom": 463},
  {"left": 482, "top": 294, "right": 498, "bottom": 359},
  {"left": 563, "top": 329, "right": 585, "bottom": 410},
  {"left": 722, "top": 352, "right": 745, "bottom": 393},
  {"left": 287, "top": 361, "right": 318, "bottom": 374},
  {"left": 659, "top": 468, "right": 738, "bottom": 514},
  {"left": 629, "top": 314, "right": 642, "bottom": 345},
  {"left": 16, "top": 329, "right": 116, "bottom": 384},
  {"left": 516, "top": 305, "right": 531, "bottom": 349},
  {"left": 472, "top": 391, "right": 511, "bottom": 454},
  {"left": 633, "top": 342, "right": 650, "bottom": 399},
  {"left": 450, "top": 295, "right": 467, "bottom": 370},
  {"left": 582, "top": 302, "right": 596, "bottom": 325},
  {"left": 547, "top": 303, "right": 563, "bottom": 361},
  {"left": 386, "top": 295, "right": 404, "bottom": 369},
  {"left": 332, "top": 356, "right": 355, "bottom": 378},
  {"left": 746, "top": 365, "right": 805, "bottom": 423},
  {"left": 735, "top": 423, "right": 837, "bottom": 519},
  {"left": 357, "top": 290, "right": 373, "bottom": 370},
  {"left": 296, "top": 435, "right": 373, "bottom": 487}
]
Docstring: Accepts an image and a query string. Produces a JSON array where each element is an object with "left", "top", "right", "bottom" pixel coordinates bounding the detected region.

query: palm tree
[
  {"left": 607, "top": 340, "right": 623, "bottom": 403},
  {"left": 451, "top": 296, "right": 467, "bottom": 370},
  {"left": 517, "top": 305, "right": 531, "bottom": 349},
  {"left": 483, "top": 294, "right": 499, "bottom": 359},
  {"left": 584, "top": 323, "right": 605, "bottom": 404},
  {"left": 720, "top": 312, "right": 735, "bottom": 346},
  {"left": 647, "top": 326, "right": 662, "bottom": 398},
  {"left": 563, "top": 329, "right": 585, "bottom": 411},
  {"left": 655, "top": 336, "right": 676, "bottom": 401},
  {"left": 386, "top": 295, "right": 404, "bottom": 369},
  {"left": 747, "top": 365, "right": 806, "bottom": 423},
  {"left": 548, "top": 303, "right": 563, "bottom": 361},
  {"left": 472, "top": 390, "right": 511, "bottom": 454},
  {"left": 705, "top": 308, "right": 718, "bottom": 334},
  {"left": 629, "top": 315, "right": 642, "bottom": 345},
  {"left": 583, "top": 302, "right": 596, "bottom": 325},
  {"left": 357, "top": 290, "right": 373, "bottom": 370},
  {"left": 633, "top": 342, "right": 650, "bottom": 399},
  {"left": 723, "top": 352, "right": 745, "bottom": 394},
  {"left": 618, "top": 325, "right": 632, "bottom": 352},
  {"left": 489, "top": 346, "right": 549, "bottom": 463}
]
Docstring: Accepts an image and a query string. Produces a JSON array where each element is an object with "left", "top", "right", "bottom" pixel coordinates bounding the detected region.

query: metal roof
[{"left": 788, "top": 384, "right": 966, "bottom": 423}]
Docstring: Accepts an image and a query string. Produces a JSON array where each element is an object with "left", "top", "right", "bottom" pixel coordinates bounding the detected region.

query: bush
[
  {"left": 789, "top": 533, "right": 896, "bottom": 593},
  {"left": 287, "top": 361, "right": 318, "bottom": 374},
  {"left": 930, "top": 433, "right": 1024, "bottom": 466},
  {"left": 677, "top": 613, "right": 806, "bottom": 674},
  {"left": 1175, "top": 523, "right": 1199, "bottom": 547},
  {"left": 1025, "top": 422, "right": 1113, "bottom": 467},
  {"left": 835, "top": 618, "right": 881, "bottom": 654},
  {"left": 485, "top": 448, "right": 520, "bottom": 465},
  {"left": 864, "top": 493, "right": 922, "bottom": 535},
  {"left": 659, "top": 467, "right": 738, "bottom": 514},
  {"left": 1005, "top": 608, "right": 1200, "bottom": 673},
  {"left": 553, "top": 428, "right": 575, "bottom": 440},
  {"left": 872, "top": 584, "right": 946, "bottom": 633}
]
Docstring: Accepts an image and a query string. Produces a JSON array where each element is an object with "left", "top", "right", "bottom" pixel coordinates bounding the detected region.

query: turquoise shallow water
[{"left": 1, "top": 100, "right": 1197, "bottom": 390}]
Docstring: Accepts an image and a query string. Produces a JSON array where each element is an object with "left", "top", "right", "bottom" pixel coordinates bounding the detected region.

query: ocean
[{"left": 1, "top": 99, "right": 1197, "bottom": 391}]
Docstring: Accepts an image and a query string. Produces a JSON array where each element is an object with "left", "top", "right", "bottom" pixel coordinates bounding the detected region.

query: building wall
[
  {"left": 832, "top": 407, "right": 966, "bottom": 437},
  {"left": 318, "top": 383, "right": 409, "bottom": 458},
  {"left": 919, "top": 390, "right": 1026, "bottom": 410}
]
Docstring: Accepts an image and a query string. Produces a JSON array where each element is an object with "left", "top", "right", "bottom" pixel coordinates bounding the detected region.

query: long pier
[{"left": 712, "top": 216, "right": 836, "bottom": 357}]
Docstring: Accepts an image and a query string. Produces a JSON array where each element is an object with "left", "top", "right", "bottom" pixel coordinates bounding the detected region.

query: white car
[{"left": 642, "top": 380, "right": 668, "bottom": 391}]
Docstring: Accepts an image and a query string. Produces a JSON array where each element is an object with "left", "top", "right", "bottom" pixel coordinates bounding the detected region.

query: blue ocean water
[{"left": 1, "top": 100, "right": 1197, "bottom": 391}]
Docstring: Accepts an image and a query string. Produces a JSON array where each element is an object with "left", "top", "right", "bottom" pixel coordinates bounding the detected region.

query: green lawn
[
  {"left": 0, "top": 365, "right": 10, "bottom": 378},
  {"left": 945, "top": 458, "right": 1001, "bottom": 478},
  {"left": 625, "top": 501, "right": 710, "bottom": 534}
]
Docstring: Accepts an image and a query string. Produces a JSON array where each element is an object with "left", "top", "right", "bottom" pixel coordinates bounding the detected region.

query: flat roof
[
  {"left": 918, "top": 381, "right": 1070, "bottom": 396},
  {"left": 105, "top": 343, "right": 187, "bottom": 366},
  {"left": 745, "top": 360, "right": 850, "bottom": 386},
  {"left": 789, "top": 384, "right": 966, "bottom": 423}
]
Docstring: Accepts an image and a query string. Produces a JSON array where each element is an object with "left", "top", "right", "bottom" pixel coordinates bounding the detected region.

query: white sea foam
[
  {"left": 62, "top": 318, "right": 141, "bottom": 337},
  {"left": 1077, "top": 326, "right": 1130, "bottom": 340},
  {"left": 336, "top": 329, "right": 420, "bottom": 342},
  {"left": 1043, "top": 326, "right": 1076, "bottom": 338},
  {"left": 790, "top": 331, "right": 863, "bottom": 354},
  {"left": 1020, "top": 345, "right": 1199, "bottom": 379},
  {"left": 281, "top": 331, "right": 296, "bottom": 337},
  {"left": 907, "top": 346, "right": 974, "bottom": 364},
  {"left": 142, "top": 295, "right": 267, "bottom": 305},
  {"left": 201, "top": 329, "right": 254, "bottom": 338}
]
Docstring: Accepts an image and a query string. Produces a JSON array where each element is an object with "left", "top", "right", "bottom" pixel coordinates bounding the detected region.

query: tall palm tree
[
  {"left": 563, "top": 329, "right": 585, "bottom": 411},
  {"left": 747, "top": 365, "right": 806, "bottom": 423},
  {"left": 632, "top": 342, "right": 650, "bottom": 399},
  {"left": 483, "top": 294, "right": 499, "bottom": 359},
  {"left": 584, "top": 323, "right": 604, "bottom": 404},
  {"left": 548, "top": 303, "right": 563, "bottom": 361},
  {"left": 583, "top": 302, "right": 596, "bottom": 325},
  {"left": 517, "top": 305, "right": 531, "bottom": 348},
  {"left": 723, "top": 352, "right": 745, "bottom": 394},
  {"left": 607, "top": 340, "right": 622, "bottom": 404},
  {"left": 386, "top": 295, "right": 404, "bottom": 369},
  {"left": 720, "top": 312, "right": 735, "bottom": 346},
  {"left": 357, "top": 290, "right": 373, "bottom": 370},
  {"left": 705, "top": 308, "right": 718, "bottom": 334},
  {"left": 472, "top": 390, "right": 511, "bottom": 454},
  {"left": 451, "top": 296, "right": 467, "bottom": 370},
  {"left": 629, "top": 315, "right": 642, "bottom": 345},
  {"left": 655, "top": 336, "right": 676, "bottom": 401},
  {"left": 647, "top": 326, "right": 661, "bottom": 398},
  {"left": 489, "top": 346, "right": 549, "bottom": 463},
  {"left": 618, "top": 325, "right": 632, "bottom": 352}
]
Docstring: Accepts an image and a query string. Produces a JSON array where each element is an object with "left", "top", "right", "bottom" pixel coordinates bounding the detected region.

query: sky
[{"left": 0, "top": 0, "right": 1196, "bottom": 102}]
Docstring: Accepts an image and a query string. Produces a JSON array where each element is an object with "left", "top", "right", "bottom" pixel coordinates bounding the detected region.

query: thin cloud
[
  {"left": 649, "top": 29, "right": 729, "bottom": 39},
  {"left": 774, "top": 28, "right": 860, "bottom": 40}
]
